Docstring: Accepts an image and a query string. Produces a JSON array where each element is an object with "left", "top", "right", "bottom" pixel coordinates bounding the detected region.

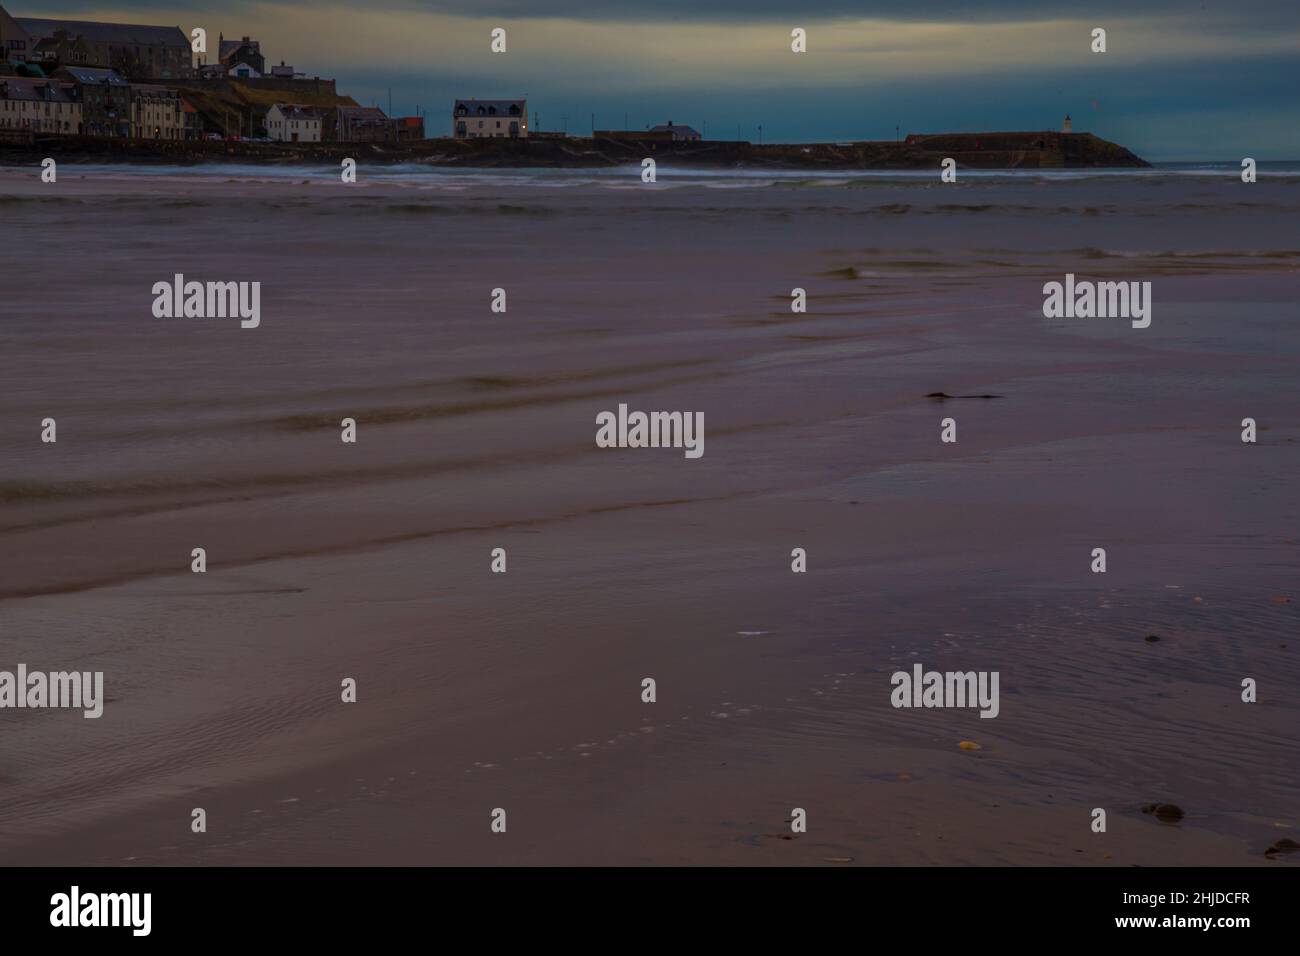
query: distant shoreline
[{"left": 0, "top": 129, "right": 1149, "bottom": 169}]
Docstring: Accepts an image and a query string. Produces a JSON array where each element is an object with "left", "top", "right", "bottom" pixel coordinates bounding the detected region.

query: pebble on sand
[
  {"left": 958, "top": 740, "right": 982, "bottom": 751},
  {"left": 1141, "top": 803, "right": 1185, "bottom": 823},
  {"left": 1264, "top": 838, "right": 1299, "bottom": 858}
]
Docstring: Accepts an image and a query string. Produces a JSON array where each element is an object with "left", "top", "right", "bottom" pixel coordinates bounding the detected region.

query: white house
[
  {"left": 453, "top": 99, "right": 527, "bottom": 139},
  {"left": 648, "top": 121, "right": 701, "bottom": 142},
  {"left": 266, "top": 103, "right": 321, "bottom": 143},
  {"left": 228, "top": 61, "right": 261, "bottom": 79}
]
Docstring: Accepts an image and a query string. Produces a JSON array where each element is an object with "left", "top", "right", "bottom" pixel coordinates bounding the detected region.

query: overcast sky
[{"left": 17, "top": 1, "right": 1300, "bottom": 158}]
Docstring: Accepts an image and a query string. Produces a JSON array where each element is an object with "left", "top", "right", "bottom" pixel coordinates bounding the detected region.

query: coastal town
[
  {"left": 0, "top": 4, "right": 1146, "bottom": 169},
  {"left": 0, "top": 4, "right": 712, "bottom": 146},
  {"left": 0, "top": 4, "right": 432, "bottom": 142}
]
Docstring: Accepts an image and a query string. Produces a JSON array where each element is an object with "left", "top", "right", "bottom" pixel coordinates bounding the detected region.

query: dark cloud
[
  {"left": 21, "top": 0, "right": 1300, "bottom": 24},
  {"left": 406, "top": 0, "right": 1294, "bottom": 23}
]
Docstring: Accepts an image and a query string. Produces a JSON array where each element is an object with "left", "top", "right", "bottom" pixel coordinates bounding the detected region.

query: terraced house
[
  {"left": 54, "top": 66, "right": 129, "bottom": 137},
  {"left": 0, "top": 77, "right": 81, "bottom": 133},
  {"left": 130, "top": 83, "right": 182, "bottom": 139}
]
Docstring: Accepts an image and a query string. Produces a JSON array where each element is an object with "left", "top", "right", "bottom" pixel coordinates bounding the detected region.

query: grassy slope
[{"left": 173, "top": 81, "right": 359, "bottom": 136}]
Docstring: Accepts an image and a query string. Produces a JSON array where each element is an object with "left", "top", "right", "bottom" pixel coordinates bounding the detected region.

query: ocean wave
[
  {"left": 378, "top": 201, "right": 558, "bottom": 216},
  {"left": 0, "top": 195, "right": 84, "bottom": 205}
]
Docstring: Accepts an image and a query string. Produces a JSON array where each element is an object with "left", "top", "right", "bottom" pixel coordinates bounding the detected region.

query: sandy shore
[{"left": 0, "top": 166, "right": 1296, "bottom": 864}]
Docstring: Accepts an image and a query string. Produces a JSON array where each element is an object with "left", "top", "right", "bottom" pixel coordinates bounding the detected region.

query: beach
[{"left": 0, "top": 163, "right": 1297, "bottom": 865}]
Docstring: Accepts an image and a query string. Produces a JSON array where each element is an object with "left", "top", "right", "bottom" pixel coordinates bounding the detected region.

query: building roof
[
  {"left": 0, "top": 76, "right": 76, "bottom": 102},
  {"left": 219, "top": 38, "right": 259, "bottom": 61},
  {"left": 649, "top": 122, "right": 700, "bottom": 136},
  {"left": 270, "top": 103, "right": 322, "bottom": 120},
  {"left": 338, "top": 105, "right": 387, "bottom": 120},
  {"left": 16, "top": 17, "right": 188, "bottom": 49},
  {"left": 454, "top": 98, "right": 525, "bottom": 115},
  {"left": 31, "top": 32, "right": 92, "bottom": 61},
  {"left": 56, "top": 65, "right": 128, "bottom": 86},
  {"left": 0, "top": 3, "right": 29, "bottom": 38}
]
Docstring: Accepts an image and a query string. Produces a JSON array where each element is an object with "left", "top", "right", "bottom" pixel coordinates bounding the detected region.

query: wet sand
[{"left": 0, "top": 167, "right": 1297, "bottom": 865}]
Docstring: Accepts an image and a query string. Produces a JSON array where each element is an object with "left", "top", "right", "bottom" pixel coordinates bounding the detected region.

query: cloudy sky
[{"left": 17, "top": 1, "right": 1300, "bottom": 158}]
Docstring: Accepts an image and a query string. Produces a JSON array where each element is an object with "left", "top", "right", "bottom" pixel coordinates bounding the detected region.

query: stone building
[
  {"left": 17, "top": 15, "right": 191, "bottom": 79},
  {"left": 331, "top": 104, "right": 389, "bottom": 142},
  {"left": 219, "top": 36, "right": 264, "bottom": 75},
  {"left": 392, "top": 115, "right": 425, "bottom": 142},
  {"left": 0, "top": 4, "right": 31, "bottom": 63},
  {"left": 32, "top": 30, "right": 94, "bottom": 69},
  {"left": 55, "top": 66, "right": 130, "bottom": 136}
]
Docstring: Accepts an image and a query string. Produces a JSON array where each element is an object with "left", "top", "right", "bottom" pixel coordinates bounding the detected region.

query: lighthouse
[{"left": 1062, "top": 114, "right": 1073, "bottom": 133}]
